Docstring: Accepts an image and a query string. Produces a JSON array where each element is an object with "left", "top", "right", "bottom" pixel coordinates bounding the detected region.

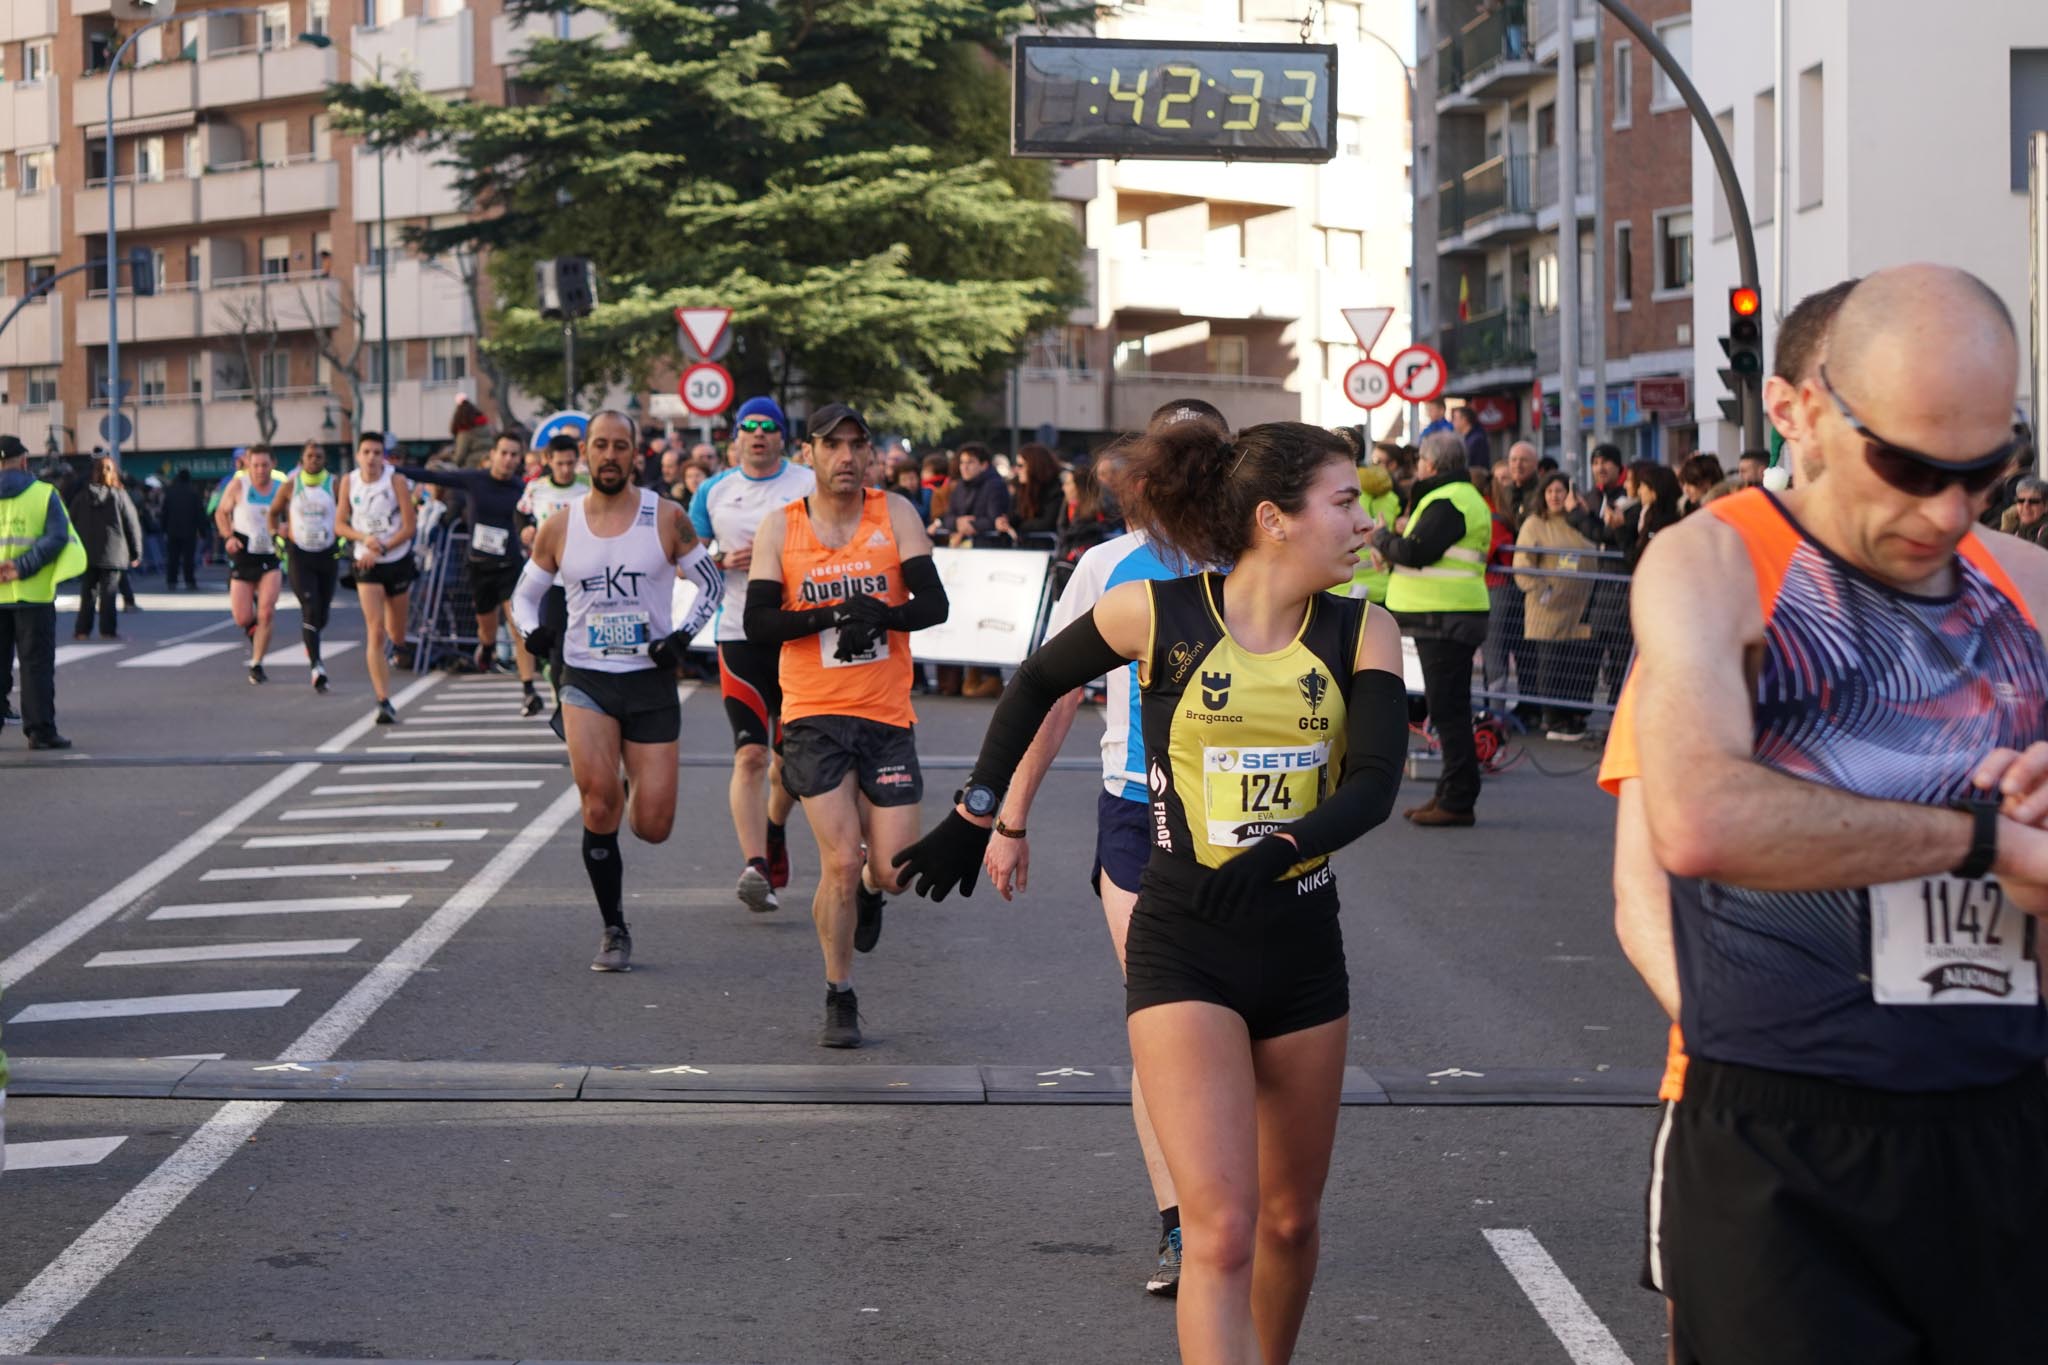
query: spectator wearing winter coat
[
  {"left": 939, "top": 442, "right": 1011, "bottom": 545},
  {"left": 67, "top": 457, "right": 142, "bottom": 639},
  {"left": 1513, "top": 474, "right": 1599, "bottom": 737}
]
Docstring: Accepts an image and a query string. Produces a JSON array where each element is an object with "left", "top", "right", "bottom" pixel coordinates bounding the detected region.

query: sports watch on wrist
[
  {"left": 1949, "top": 793, "right": 2001, "bottom": 881},
  {"left": 957, "top": 784, "right": 1000, "bottom": 820}
]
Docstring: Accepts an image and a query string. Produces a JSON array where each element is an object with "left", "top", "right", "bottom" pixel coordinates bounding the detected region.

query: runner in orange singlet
[{"left": 743, "top": 404, "right": 949, "bottom": 1047}]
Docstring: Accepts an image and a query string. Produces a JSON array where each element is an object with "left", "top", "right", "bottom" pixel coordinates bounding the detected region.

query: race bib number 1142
[{"left": 1869, "top": 876, "right": 2039, "bottom": 1006}]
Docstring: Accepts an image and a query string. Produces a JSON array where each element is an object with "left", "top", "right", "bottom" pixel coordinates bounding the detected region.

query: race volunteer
[
  {"left": 1369, "top": 430, "right": 1492, "bottom": 827},
  {"left": 335, "top": 432, "right": 418, "bottom": 726},
  {"left": 896, "top": 420, "right": 1406, "bottom": 1364},
  {"left": 744, "top": 403, "right": 948, "bottom": 1049},
  {"left": 213, "top": 444, "right": 285, "bottom": 686},
  {"left": 979, "top": 396, "right": 1230, "bottom": 1298},
  {"left": 0, "top": 432, "right": 84, "bottom": 749},
  {"left": 518, "top": 433, "right": 592, "bottom": 694},
  {"left": 405, "top": 433, "right": 545, "bottom": 715},
  {"left": 513, "top": 411, "right": 721, "bottom": 972},
  {"left": 1630, "top": 264, "right": 2048, "bottom": 1364},
  {"left": 690, "top": 395, "right": 815, "bottom": 914},
  {"left": 268, "top": 440, "right": 342, "bottom": 692}
]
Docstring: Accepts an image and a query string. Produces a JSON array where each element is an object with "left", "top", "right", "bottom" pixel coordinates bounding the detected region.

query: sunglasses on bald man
[{"left": 1818, "top": 365, "right": 2029, "bottom": 498}]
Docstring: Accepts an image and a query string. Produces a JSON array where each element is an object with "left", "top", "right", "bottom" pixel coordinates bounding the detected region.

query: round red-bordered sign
[
  {"left": 678, "top": 362, "right": 734, "bottom": 417},
  {"left": 1389, "top": 344, "right": 1447, "bottom": 403},
  {"left": 1343, "top": 359, "right": 1394, "bottom": 410}
]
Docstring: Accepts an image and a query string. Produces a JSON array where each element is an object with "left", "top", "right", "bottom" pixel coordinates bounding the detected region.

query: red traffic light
[{"left": 1730, "top": 286, "right": 1762, "bottom": 318}]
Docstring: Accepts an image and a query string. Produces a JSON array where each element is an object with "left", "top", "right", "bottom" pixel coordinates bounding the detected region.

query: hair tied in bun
[{"left": 1224, "top": 442, "right": 1251, "bottom": 477}]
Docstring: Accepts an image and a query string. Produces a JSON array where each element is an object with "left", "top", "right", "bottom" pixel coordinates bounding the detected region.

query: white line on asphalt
[
  {"left": 335, "top": 761, "right": 557, "bottom": 773},
  {"left": 377, "top": 728, "right": 550, "bottom": 740},
  {"left": 0, "top": 782, "right": 579, "bottom": 1353},
  {"left": 153, "top": 1054, "right": 226, "bottom": 1061},
  {"left": 1483, "top": 1229, "right": 1635, "bottom": 1365},
  {"left": 201, "top": 859, "right": 454, "bottom": 880},
  {"left": 115, "top": 643, "right": 242, "bottom": 669},
  {"left": 3, "top": 1138, "right": 129, "bottom": 1172},
  {"left": 310, "top": 781, "right": 544, "bottom": 795},
  {"left": 374, "top": 715, "right": 548, "bottom": 728},
  {"left": 242, "top": 829, "right": 488, "bottom": 849},
  {"left": 365, "top": 744, "right": 562, "bottom": 755},
  {"left": 263, "top": 638, "right": 355, "bottom": 667},
  {"left": 159, "top": 616, "right": 242, "bottom": 646},
  {"left": 9, "top": 989, "right": 300, "bottom": 1025},
  {"left": 86, "top": 940, "right": 360, "bottom": 968},
  {"left": 278, "top": 802, "right": 518, "bottom": 821},
  {"left": 0, "top": 673, "right": 441, "bottom": 992},
  {"left": 150, "top": 895, "right": 411, "bottom": 921},
  {"left": 53, "top": 644, "right": 123, "bottom": 668},
  {"left": 415, "top": 704, "right": 534, "bottom": 715}
]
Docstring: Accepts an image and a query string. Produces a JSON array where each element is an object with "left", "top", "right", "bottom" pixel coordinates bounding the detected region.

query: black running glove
[
  {"left": 1191, "top": 837, "right": 1299, "bottom": 923},
  {"left": 833, "top": 620, "right": 881, "bottom": 661},
  {"left": 648, "top": 627, "right": 696, "bottom": 672},
  {"left": 892, "top": 810, "right": 992, "bottom": 902},
  {"left": 838, "top": 594, "right": 890, "bottom": 629},
  {"left": 520, "top": 621, "right": 559, "bottom": 662}
]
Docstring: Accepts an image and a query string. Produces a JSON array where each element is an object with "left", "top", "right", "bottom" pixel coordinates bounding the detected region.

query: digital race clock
[{"left": 1012, "top": 37, "right": 1339, "bottom": 163}]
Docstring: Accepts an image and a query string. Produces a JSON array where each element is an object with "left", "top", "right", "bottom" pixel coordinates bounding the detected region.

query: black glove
[
  {"left": 836, "top": 594, "right": 890, "bottom": 629},
  {"left": 892, "top": 809, "right": 993, "bottom": 902},
  {"left": 520, "top": 621, "right": 559, "bottom": 661},
  {"left": 649, "top": 627, "right": 695, "bottom": 672},
  {"left": 1190, "top": 836, "right": 1299, "bottom": 923},
  {"left": 833, "top": 620, "right": 881, "bottom": 661}
]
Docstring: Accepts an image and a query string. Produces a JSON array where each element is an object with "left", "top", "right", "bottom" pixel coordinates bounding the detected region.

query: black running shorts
[
  {"left": 230, "top": 550, "right": 281, "bottom": 583},
  {"left": 780, "top": 715, "right": 923, "bottom": 806},
  {"left": 559, "top": 665, "right": 682, "bottom": 746},
  {"left": 355, "top": 554, "right": 416, "bottom": 595},
  {"left": 1091, "top": 788, "right": 1150, "bottom": 896},
  {"left": 1654, "top": 1056, "right": 2048, "bottom": 1365},
  {"left": 467, "top": 558, "right": 523, "bottom": 615},
  {"left": 718, "top": 639, "right": 783, "bottom": 751}
]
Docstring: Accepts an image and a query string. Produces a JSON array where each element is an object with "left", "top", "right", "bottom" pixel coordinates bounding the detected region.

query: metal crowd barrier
[
  {"left": 1477, "top": 543, "right": 1633, "bottom": 734},
  {"left": 408, "top": 527, "right": 479, "bottom": 674}
]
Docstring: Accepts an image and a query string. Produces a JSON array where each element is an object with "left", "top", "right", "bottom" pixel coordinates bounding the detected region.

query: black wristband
[{"left": 1950, "top": 796, "right": 2000, "bottom": 881}]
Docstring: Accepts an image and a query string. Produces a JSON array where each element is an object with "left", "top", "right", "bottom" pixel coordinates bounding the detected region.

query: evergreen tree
[{"left": 331, "top": 0, "right": 1081, "bottom": 438}]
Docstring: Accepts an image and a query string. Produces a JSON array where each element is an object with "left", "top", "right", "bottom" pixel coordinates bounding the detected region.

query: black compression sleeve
[
  {"left": 967, "top": 610, "right": 1130, "bottom": 798},
  {"left": 743, "top": 577, "right": 839, "bottom": 644},
  {"left": 882, "top": 555, "right": 949, "bottom": 632},
  {"left": 1281, "top": 670, "right": 1410, "bottom": 861}
]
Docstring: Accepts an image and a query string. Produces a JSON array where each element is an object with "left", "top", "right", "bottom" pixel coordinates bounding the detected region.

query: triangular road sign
[
  {"left": 1341, "top": 307, "right": 1395, "bottom": 355},
  {"left": 675, "top": 307, "right": 731, "bottom": 356}
]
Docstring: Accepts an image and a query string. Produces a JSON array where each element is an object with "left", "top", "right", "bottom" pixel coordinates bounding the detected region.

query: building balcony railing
[
  {"left": 1441, "top": 308, "right": 1536, "bottom": 377},
  {"left": 1437, "top": 154, "right": 1537, "bottom": 249},
  {"left": 1435, "top": 4, "right": 1540, "bottom": 105},
  {"left": 76, "top": 282, "right": 202, "bottom": 345},
  {"left": 78, "top": 174, "right": 203, "bottom": 235},
  {"left": 199, "top": 157, "right": 341, "bottom": 223}
]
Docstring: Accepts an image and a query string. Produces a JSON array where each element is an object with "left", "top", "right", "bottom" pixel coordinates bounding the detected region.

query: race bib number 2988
[{"left": 1869, "top": 876, "right": 2039, "bottom": 1006}]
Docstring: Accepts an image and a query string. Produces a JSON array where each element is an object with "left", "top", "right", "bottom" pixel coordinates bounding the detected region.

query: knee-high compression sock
[
  {"left": 583, "top": 827, "right": 625, "bottom": 929},
  {"left": 302, "top": 624, "right": 323, "bottom": 668}
]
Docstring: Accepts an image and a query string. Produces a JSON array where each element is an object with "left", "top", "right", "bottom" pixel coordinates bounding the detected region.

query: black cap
[
  {"left": 0, "top": 434, "right": 26, "bottom": 459},
  {"left": 806, "top": 403, "right": 871, "bottom": 441}
]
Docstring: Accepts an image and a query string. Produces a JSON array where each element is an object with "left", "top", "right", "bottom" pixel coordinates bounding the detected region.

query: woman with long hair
[
  {"left": 1625, "top": 460, "right": 1683, "bottom": 572},
  {"left": 67, "top": 455, "right": 142, "bottom": 641},
  {"left": 1054, "top": 457, "right": 1113, "bottom": 565},
  {"left": 1513, "top": 472, "right": 1599, "bottom": 737},
  {"left": 894, "top": 421, "right": 1408, "bottom": 1363},
  {"left": 1002, "top": 441, "right": 1062, "bottom": 540}
]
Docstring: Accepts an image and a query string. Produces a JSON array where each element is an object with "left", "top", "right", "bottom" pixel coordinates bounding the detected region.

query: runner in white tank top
[
  {"left": 269, "top": 439, "right": 343, "bottom": 692},
  {"left": 335, "top": 433, "right": 419, "bottom": 723},
  {"left": 212, "top": 445, "right": 285, "bottom": 686},
  {"left": 511, "top": 411, "right": 722, "bottom": 972}
]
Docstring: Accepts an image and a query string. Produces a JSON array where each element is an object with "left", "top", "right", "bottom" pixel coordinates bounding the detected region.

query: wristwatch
[
  {"left": 1950, "top": 793, "right": 2001, "bottom": 881},
  {"left": 957, "top": 783, "right": 1000, "bottom": 820}
]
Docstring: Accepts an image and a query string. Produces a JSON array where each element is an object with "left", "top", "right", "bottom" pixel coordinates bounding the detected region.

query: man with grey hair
[
  {"left": 2008, "top": 474, "right": 2048, "bottom": 546},
  {"left": 1371, "top": 430, "right": 1493, "bottom": 826}
]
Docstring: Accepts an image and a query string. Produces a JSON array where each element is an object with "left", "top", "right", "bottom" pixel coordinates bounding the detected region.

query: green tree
[{"left": 330, "top": 0, "right": 1081, "bottom": 439}]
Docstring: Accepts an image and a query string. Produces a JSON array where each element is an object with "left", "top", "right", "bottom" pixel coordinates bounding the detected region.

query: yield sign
[
  {"left": 1341, "top": 307, "right": 1395, "bottom": 355},
  {"left": 675, "top": 307, "right": 731, "bottom": 357}
]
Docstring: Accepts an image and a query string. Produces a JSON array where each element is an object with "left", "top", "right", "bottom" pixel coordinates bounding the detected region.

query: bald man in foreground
[{"left": 1629, "top": 264, "right": 2048, "bottom": 1364}]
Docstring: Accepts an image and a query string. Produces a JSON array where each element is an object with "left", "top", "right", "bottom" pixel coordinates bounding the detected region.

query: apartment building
[
  {"left": 1014, "top": 0, "right": 1415, "bottom": 446},
  {"left": 1690, "top": 0, "right": 2048, "bottom": 457},
  {"left": 0, "top": 0, "right": 571, "bottom": 467},
  {"left": 1413, "top": 0, "right": 1696, "bottom": 465}
]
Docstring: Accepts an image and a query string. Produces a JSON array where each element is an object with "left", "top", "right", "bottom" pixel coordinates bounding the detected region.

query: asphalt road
[{"left": 0, "top": 591, "right": 1668, "bottom": 1364}]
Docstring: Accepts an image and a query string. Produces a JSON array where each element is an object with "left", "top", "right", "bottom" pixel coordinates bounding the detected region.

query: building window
[
  {"left": 259, "top": 4, "right": 290, "bottom": 49},
  {"left": 1655, "top": 210, "right": 1693, "bottom": 294},
  {"left": 1418, "top": 281, "right": 1433, "bottom": 334},
  {"left": 1536, "top": 102, "right": 1555, "bottom": 149},
  {"left": 1753, "top": 89, "right": 1775, "bottom": 223},
  {"left": 1533, "top": 247, "right": 1558, "bottom": 315},
  {"left": 18, "top": 149, "right": 51, "bottom": 194},
  {"left": 1800, "top": 64, "right": 1826, "bottom": 207},
  {"left": 261, "top": 235, "right": 291, "bottom": 276},
  {"left": 367, "top": 344, "right": 407, "bottom": 385},
  {"left": 136, "top": 136, "right": 165, "bottom": 184},
  {"left": 1207, "top": 336, "right": 1248, "bottom": 377},
  {"left": 1113, "top": 333, "right": 1148, "bottom": 373},
  {"left": 184, "top": 131, "right": 202, "bottom": 179},
  {"left": 138, "top": 358, "right": 168, "bottom": 401},
  {"left": 428, "top": 337, "right": 469, "bottom": 385},
  {"left": 257, "top": 119, "right": 289, "bottom": 166},
  {"left": 1615, "top": 222, "right": 1633, "bottom": 307},
  {"left": 185, "top": 247, "right": 201, "bottom": 286},
  {"left": 314, "top": 230, "right": 333, "bottom": 276},
  {"left": 1338, "top": 115, "right": 1363, "bottom": 159},
  {"left": 25, "top": 366, "right": 57, "bottom": 408},
  {"left": 261, "top": 351, "right": 293, "bottom": 392},
  {"left": 1650, "top": 19, "right": 1690, "bottom": 112},
  {"left": 308, "top": 0, "right": 330, "bottom": 36},
  {"left": 311, "top": 114, "right": 331, "bottom": 162},
  {"left": 1324, "top": 228, "right": 1364, "bottom": 271},
  {"left": 1612, "top": 41, "right": 1632, "bottom": 128},
  {"left": 188, "top": 354, "right": 206, "bottom": 396},
  {"left": 429, "top": 0, "right": 465, "bottom": 16},
  {"left": 22, "top": 40, "right": 50, "bottom": 84},
  {"left": 363, "top": 0, "right": 385, "bottom": 26},
  {"left": 26, "top": 259, "right": 55, "bottom": 303}
]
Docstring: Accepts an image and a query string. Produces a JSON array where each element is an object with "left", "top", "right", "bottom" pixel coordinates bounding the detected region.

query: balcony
[
  {"left": 1532, "top": 0, "right": 1597, "bottom": 63},
  {"left": 0, "top": 402, "right": 66, "bottom": 455},
  {"left": 1436, "top": 5, "right": 1543, "bottom": 112},
  {"left": 1109, "top": 372, "right": 1298, "bottom": 431},
  {"left": 107, "top": 396, "right": 204, "bottom": 454},
  {"left": 1107, "top": 253, "right": 1302, "bottom": 322},
  {"left": 0, "top": 81, "right": 57, "bottom": 151},
  {"left": 0, "top": 293, "right": 62, "bottom": 367},
  {"left": 1437, "top": 154, "right": 1537, "bottom": 251},
  {"left": 0, "top": 187, "right": 62, "bottom": 259},
  {"left": 354, "top": 14, "right": 474, "bottom": 94},
  {"left": 0, "top": 0, "right": 58, "bottom": 42},
  {"left": 79, "top": 176, "right": 203, "bottom": 234},
  {"left": 1441, "top": 308, "right": 1536, "bottom": 384},
  {"left": 203, "top": 274, "right": 343, "bottom": 336},
  {"left": 200, "top": 157, "right": 340, "bottom": 223},
  {"left": 490, "top": 7, "right": 613, "bottom": 66},
  {"left": 352, "top": 145, "right": 464, "bottom": 222},
  {"left": 73, "top": 59, "right": 199, "bottom": 126},
  {"left": 1015, "top": 368, "right": 1107, "bottom": 434},
  {"left": 1534, "top": 146, "right": 1597, "bottom": 228},
  {"left": 70, "top": 0, "right": 108, "bottom": 13},
  {"left": 205, "top": 40, "right": 338, "bottom": 107},
  {"left": 203, "top": 389, "right": 333, "bottom": 449},
  {"left": 77, "top": 285, "right": 204, "bottom": 345},
  {"left": 355, "top": 256, "right": 474, "bottom": 342},
  {"left": 1108, "top": 158, "right": 1302, "bottom": 209}
]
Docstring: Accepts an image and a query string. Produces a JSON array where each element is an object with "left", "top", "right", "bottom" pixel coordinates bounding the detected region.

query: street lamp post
[{"left": 1355, "top": 28, "right": 1419, "bottom": 439}]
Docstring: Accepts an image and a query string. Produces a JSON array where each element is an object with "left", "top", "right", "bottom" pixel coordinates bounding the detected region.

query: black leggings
[{"left": 288, "top": 546, "right": 339, "bottom": 631}]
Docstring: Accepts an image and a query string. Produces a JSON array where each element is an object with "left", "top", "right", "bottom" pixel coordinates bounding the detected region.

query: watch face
[{"left": 963, "top": 786, "right": 998, "bottom": 818}]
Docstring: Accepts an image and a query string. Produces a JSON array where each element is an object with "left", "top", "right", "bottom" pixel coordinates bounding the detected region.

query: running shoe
[
  {"left": 591, "top": 923, "right": 632, "bottom": 972},
  {"left": 766, "top": 829, "right": 791, "bottom": 890},
  {"left": 820, "top": 986, "right": 861, "bottom": 1048},
  {"left": 472, "top": 643, "right": 498, "bottom": 674},
  {"left": 520, "top": 690, "right": 545, "bottom": 718},
  {"left": 374, "top": 698, "right": 398, "bottom": 725},
  {"left": 312, "top": 665, "right": 329, "bottom": 694},
  {"left": 854, "top": 879, "right": 885, "bottom": 954},
  {"left": 737, "top": 862, "right": 778, "bottom": 914},
  {"left": 1147, "top": 1227, "right": 1183, "bottom": 1297},
  {"left": 248, "top": 662, "right": 269, "bottom": 685}
]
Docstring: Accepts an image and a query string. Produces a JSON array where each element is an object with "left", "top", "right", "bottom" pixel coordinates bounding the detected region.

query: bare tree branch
[{"left": 295, "top": 275, "right": 369, "bottom": 443}]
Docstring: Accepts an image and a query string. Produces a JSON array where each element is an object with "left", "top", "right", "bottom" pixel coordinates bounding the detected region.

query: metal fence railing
[{"left": 1478, "top": 544, "right": 1632, "bottom": 737}]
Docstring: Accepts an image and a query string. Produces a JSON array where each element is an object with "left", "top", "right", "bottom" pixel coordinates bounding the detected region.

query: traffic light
[
  {"left": 1717, "top": 285, "right": 1765, "bottom": 427},
  {"left": 536, "top": 258, "right": 598, "bottom": 320}
]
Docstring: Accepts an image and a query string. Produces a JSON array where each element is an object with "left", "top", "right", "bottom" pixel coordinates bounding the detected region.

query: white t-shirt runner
[{"left": 688, "top": 459, "right": 817, "bottom": 644}]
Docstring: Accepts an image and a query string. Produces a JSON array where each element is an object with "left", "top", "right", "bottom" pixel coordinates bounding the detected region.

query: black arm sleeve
[
  {"left": 966, "top": 610, "right": 1130, "bottom": 799},
  {"left": 1277, "top": 670, "right": 1409, "bottom": 861},
  {"left": 743, "top": 577, "right": 840, "bottom": 644},
  {"left": 1372, "top": 500, "right": 1467, "bottom": 568},
  {"left": 397, "top": 464, "right": 464, "bottom": 491},
  {"left": 882, "top": 554, "right": 948, "bottom": 632}
]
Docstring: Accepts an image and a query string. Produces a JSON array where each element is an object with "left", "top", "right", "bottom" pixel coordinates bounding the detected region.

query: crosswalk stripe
[
  {"left": 151, "top": 895, "right": 412, "bottom": 921},
  {"left": 335, "top": 761, "right": 557, "bottom": 773},
  {"left": 263, "top": 638, "right": 356, "bottom": 667},
  {"left": 117, "top": 643, "right": 242, "bottom": 669},
  {"left": 378, "top": 728, "right": 549, "bottom": 740},
  {"left": 243, "top": 829, "right": 489, "bottom": 848},
  {"left": 202, "top": 859, "right": 453, "bottom": 880},
  {"left": 54, "top": 644, "right": 123, "bottom": 668},
  {"left": 397, "top": 714, "right": 548, "bottom": 726},
  {"left": 9, "top": 989, "right": 300, "bottom": 1024},
  {"left": 86, "top": 939, "right": 361, "bottom": 968},
  {"left": 366, "top": 744, "right": 561, "bottom": 755},
  {"left": 310, "top": 781, "right": 544, "bottom": 795},
  {"left": 279, "top": 802, "right": 518, "bottom": 821},
  {"left": 4, "top": 1138, "right": 129, "bottom": 1171}
]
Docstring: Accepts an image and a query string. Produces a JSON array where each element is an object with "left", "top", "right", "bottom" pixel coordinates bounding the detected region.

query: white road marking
[
  {"left": 1484, "top": 1229, "right": 1635, "bottom": 1365},
  {"left": 375, "top": 715, "right": 549, "bottom": 728},
  {"left": 243, "top": 829, "right": 489, "bottom": 849},
  {"left": 310, "top": 781, "right": 543, "bottom": 795},
  {"left": 278, "top": 802, "right": 518, "bottom": 821},
  {"left": 377, "top": 728, "right": 550, "bottom": 740},
  {"left": 53, "top": 644, "right": 123, "bottom": 667},
  {"left": 418, "top": 700, "right": 535, "bottom": 711},
  {"left": 4, "top": 1138, "right": 128, "bottom": 1171},
  {"left": 150, "top": 895, "right": 411, "bottom": 921},
  {"left": 0, "top": 674, "right": 441, "bottom": 992},
  {"left": 9, "top": 989, "right": 300, "bottom": 1024},
  {"left": 0, "top": 783, "right": 580, "bottom": 1353},
  {"left": 86, "top": 940, "right": 360, "bottom": 968},
  {"left": 335, "top": 761, "right": 557, "bottom": 773},
  {"left": 159, "top": 616, "right": 244, "bottom": 645},
  {"left": 153, "top": 1053, "right": 226, "bottom": 1061},
  {"left": 116, "top": 643, "right": 242, "bottom": 669},
  {"left": 201, "top": 859, "right": 453, "bottom": 881},
  {"left": 366, "top": 744, "right": 561, "bottom": 755},
  {"left": 263, "top": 638, "right": 355, "bottom": 667}
]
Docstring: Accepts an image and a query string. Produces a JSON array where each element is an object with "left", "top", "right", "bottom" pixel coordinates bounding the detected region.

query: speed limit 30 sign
[
  {"left": 678, "top": 362, "right": 734, "bottom": 417},
  {"left": 1343, "top": 358, "right": 1394, "bottom": 410}
]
